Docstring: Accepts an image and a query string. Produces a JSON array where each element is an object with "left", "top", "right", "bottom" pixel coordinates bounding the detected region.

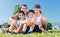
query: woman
[{"left": 33, "top": 4, "right": 48, "bottom": 32}]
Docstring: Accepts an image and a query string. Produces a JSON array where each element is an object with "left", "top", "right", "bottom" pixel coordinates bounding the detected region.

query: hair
[
  {"left": 34, "top": 4, "right": 42, "bottom": 13},
  {"left": 18, "top": 11, "right": 25, "bottom": 15},
  {"left": 28, "top": 10, "right": 35, "bottom": 14},
  {"left": 40, "top": 11, "right": 42, "bottom": 14},
  {"left": 21, "top": 4, "right": 27, "bottom": 9},
  {"left": 34, "top": 4, "right": 41, "bottom": 9}
]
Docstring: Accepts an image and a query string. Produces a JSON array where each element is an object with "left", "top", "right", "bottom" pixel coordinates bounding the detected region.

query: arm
[
  {"left": 9, "top": 16, "right": 16, "bottom": 22},
  {"left": 41, "top": 15, "right": 48, "bottom": 29}
]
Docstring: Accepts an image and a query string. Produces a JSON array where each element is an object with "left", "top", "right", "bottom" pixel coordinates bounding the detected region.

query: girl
[{"left": 33, "top": 4, "right": 48, "bottom": 33}]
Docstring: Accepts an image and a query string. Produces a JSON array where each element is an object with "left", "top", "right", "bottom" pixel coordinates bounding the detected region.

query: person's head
[
  {"left": 34, "top": 4, "right": 41, "bottom": 13},
  {"left": 18, "top": 11, "right": 25, "bottom": 20},
  {"left": 28, "top": 10, "right": 35, "bottom": 18},
  {"left": 21, "top": 4, "right": 27, "bottom": 14}
]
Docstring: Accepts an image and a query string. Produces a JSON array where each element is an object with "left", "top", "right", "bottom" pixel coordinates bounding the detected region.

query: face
[
  {"left": 18, "top": 13, "right": 25, "bottom": 20},
  {"left": 21, "top": 6, "right": 27, "bottom": 14},
  {"left": 34, "top": 7, "right": 40, "bottom": 13},
  {"left": 28, "top": 12, "right": 34, "bottom": 18}
]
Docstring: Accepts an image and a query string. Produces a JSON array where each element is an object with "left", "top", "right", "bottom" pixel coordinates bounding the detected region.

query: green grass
[
  {"left": 0, "top": 28, "right": 60, "bottom": 37},
  {"left": 0, "top": 33, "right": 60, "bottom": 37}
]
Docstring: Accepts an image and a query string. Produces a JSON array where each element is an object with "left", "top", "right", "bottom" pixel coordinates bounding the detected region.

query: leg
[
  {"left": 27, "top": 25, "right": 35, "bottom": 34},
  {"left": 39, "top": 25, "right": 48, "bottom": 33},
  {"left": 8, "top": 20, "right": 18, "bottom": 32},
  {"left": 15, "top": 24, "right": 23, "bottom": 33},
  {"left": 22, "top": 23, "right": 27, "bottom": 32},
  {"left": 29, "top": 25, "right": 35, "bottom": 32}
]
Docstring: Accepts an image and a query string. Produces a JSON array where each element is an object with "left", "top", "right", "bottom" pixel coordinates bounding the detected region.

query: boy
[
  {"left": 21, "top": 10, "right": 35, "bottom": 34},
  {"left": 2, "top": 11, "right": 25, "bottom": 34}
]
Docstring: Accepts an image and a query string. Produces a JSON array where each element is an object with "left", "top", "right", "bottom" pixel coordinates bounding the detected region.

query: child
[
  {"left": 2, "top": 11, "right": 25, "bottom": 34},
  {"left": 21, "top": 10, "right": 35, "bottom": 34}
]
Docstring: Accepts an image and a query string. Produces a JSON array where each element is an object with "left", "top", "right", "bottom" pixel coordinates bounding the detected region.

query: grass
[
  {"left": 0, "top": 33, "right": 60, "bottom": 37},
  {"left": 0, "top": 28, "right": 60, "bottom": 37}
]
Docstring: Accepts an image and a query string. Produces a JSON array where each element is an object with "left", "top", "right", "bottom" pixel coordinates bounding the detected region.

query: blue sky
[{"left": 0, "top": 0, "right": 60, "bottom": 24}]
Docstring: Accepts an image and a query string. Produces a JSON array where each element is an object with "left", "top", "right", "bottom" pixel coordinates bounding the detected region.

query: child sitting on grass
[{"left": 2, "top": 11, "right": 25, "bottom": 34}]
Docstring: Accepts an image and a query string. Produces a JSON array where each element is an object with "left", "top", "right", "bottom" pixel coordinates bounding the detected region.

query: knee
[{"left": 11, "top": 20, "right": 17, "bottom": 25}]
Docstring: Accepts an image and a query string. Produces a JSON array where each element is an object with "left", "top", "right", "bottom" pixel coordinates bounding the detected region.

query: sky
[{"left": 0, "top": 0, "right": 60, "bottom": 24}]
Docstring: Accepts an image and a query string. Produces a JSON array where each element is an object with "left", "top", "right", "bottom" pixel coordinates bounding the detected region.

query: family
[{"left": 3, "top": 4, "right": 48, "bottom": 34}]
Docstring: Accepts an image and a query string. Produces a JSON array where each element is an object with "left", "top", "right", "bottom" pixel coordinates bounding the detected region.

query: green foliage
[
  {"left": 5, "top": 23, "right": 10, "bottom": 28},
  {"left": 14, "top": 4, "right": 21, "bottom": 20},
  {"left": 14, "top": 5, "right": 21, "bottom": 15},
  {"left": 47, "top": 22, "right": 52, "bottom": 30},
  {"left": 0, "top": 25, "right": 2, "bottom": 28}
]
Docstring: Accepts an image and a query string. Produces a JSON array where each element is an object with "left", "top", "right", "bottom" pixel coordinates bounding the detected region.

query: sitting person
[
  {"left": 33, "top": 4, "right": 48, "bottom": 33},
  {"left": 21, "top": 10, "right": 35, "bottom": 34},
  {"left": 3, "top": 11, "right": 25, "bottom": 33}
]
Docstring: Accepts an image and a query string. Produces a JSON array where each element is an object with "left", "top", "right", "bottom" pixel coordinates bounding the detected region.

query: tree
[
  {"left": 14, "top": 5, "right": 21, "bottom": 15},
  {"left": 13, "top": 5, "right": 21, "bottom": 20}
]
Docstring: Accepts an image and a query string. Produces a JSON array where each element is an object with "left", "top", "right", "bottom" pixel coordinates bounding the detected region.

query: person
[
  {"left": 3, "top": 11, "right": 25, "bottom": 33},
  {"left": 20, "top": 10, "right": 35, "bottom": 34},
  {"left": 33, "top": 4, "right": 48, "bottom": 33},
  {"left": 20, "top": 4, "right": 28, "bottom": 19}
]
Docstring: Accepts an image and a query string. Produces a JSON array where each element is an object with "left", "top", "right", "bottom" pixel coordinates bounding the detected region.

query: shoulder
[{"left": 41, "top": 14, "right": 46, "bottom": 18}]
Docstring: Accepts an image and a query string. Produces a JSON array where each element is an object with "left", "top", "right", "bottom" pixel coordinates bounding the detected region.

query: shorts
[{"left": 33, "top": 25, "right": 42, "bottom": 32}]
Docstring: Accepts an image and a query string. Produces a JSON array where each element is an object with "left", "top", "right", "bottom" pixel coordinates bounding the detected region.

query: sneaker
[
  {"left": 20, "top": 31, "right": 25, "bottom": 34},
  {"left": 10, "top": 32, "right": 17, "bottom": 34},
  {"left": 27, "top": 30, "right": 32, "bottom": 34},
  {"left": 2, "top": 29, "right": 11, "bottom": 33}
]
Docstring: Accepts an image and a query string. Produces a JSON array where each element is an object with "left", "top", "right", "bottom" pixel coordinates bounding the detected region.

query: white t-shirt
[{"left": 17, "top": 20, "right": 23, "bottom": 26}]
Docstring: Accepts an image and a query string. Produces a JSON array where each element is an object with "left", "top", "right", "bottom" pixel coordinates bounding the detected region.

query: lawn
[{"left": 0, "top": 28, "right": 60, "bottom": 37}]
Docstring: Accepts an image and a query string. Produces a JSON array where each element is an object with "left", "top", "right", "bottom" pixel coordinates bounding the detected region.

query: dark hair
[
  {"left": 18, "top": 11, "right": 25, "bottom": 15},
  {"left": 21, "top": 4, "right": 27, "bottom": 9},
  {"left": 40, "top": 11, "right": 42, "bottom": 13},
  {"left": 34, "top": 4, "right": 42, "bottom": 13},
  {"left": 34, "top": 4, "right": 41, "bottom": 8},
  {"left": 28, "top": 10, "right": 35, "bottom": 14}
]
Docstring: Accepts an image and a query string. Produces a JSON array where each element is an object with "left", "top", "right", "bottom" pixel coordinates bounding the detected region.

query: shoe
[
  {"left": 20, "top": 31, "right": 25, "bottom": 34},
  {"left": 27, "top": 30, "right": 32, "bottom": 34},
  {"left": 10, "top": 32, "right": 17, "bottom": 34}
]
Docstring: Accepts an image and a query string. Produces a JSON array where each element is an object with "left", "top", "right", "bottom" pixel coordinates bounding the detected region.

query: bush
[
  {"left": 0, "top": 25, "right": 2, "bottom": 28},
  {"left": 5, "top": 23, "right": 10, "bottom": 28},
  {"left": 46, "top": 23, "right": 52, "bottom": 30}
]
